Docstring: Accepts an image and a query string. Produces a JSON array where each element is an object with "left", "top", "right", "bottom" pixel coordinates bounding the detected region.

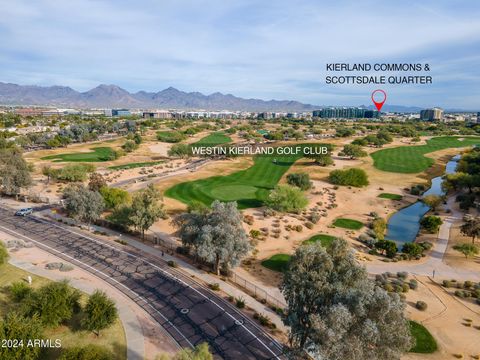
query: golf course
[
  {"left": 371, "top": 136, "right": 480, "bottom": 173},
  {"left": 165, "top": 143, "right": 319, "bottom": 208},
  {"left": 191, "top": 131, "right": 232, "bottom": 147},
  {"left": 41, "top": 147, "right": 117, "bottom": 162}
]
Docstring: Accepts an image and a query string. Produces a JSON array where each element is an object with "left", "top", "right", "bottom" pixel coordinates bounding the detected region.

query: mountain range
[
  {"left": 0, "top": 82, "right": 321, "bottom": 112},
  {"left": 0, "top": 81, "right": 429, "bottom": 112}
]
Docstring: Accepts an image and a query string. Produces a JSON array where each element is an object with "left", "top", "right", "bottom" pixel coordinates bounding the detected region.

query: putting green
[{"left": 210, "top": 185, "right": 259, "bottom": 201}]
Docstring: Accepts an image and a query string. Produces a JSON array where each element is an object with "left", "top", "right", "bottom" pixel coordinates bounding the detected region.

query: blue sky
[{"left": 0, "top": 0, "right": 479, "bottom": 108}]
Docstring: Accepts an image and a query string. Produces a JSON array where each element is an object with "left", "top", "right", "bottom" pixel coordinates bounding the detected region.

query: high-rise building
[
  {"left": 312, "top": 107, "right": 379, "bottom": 119},
  {"left": 420, "top": 108, "right": 443, "bottom": 121}
]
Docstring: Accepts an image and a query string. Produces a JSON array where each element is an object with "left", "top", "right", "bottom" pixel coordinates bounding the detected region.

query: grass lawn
[
  {"left": 0, "top": 263, "right": 126, "bottom": 360},
  {"left": 261, "top": 254, "right": 291, "bottom": 272},
  {"left": 378, "top": 193, "right": 403, "bottom": 200},
  {"left": 190, "top": 131, "right": 232, "bottom": 147},
  {"left": 371, "top": 136, "right": 480, "bottom": 173},
  {"left": 108, "top": 160, "right": 164, "bottom": 170},
  {"left": 303, "top": 234, "right": 336, "bottom": 247},
  {"left": 41, "top": 147, "right": 117, "bottom": 162},
  {"left": 409, "top": 320, "right": 438, "bottom": 353},
  {"left": 333, "top": 218, "right": 363, "bottom": 230},
  {"left": 165, "top": 143, "right": 319, "bottom": 209}
]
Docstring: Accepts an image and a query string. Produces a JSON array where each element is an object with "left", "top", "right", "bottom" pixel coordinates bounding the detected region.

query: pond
[{"left": 385, "top": 155, "right": 460, "bottom": 247}]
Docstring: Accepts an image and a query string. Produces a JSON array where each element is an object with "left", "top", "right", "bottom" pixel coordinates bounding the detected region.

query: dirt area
[
  {"left": 404, "top": 276, "right": 480, "bottom": 360},
  {"left": 444, "top": 222, "right": 480, "bottom": 272},
  {"left": 0, "top": 230, "right": 179, "bottom": 359}
]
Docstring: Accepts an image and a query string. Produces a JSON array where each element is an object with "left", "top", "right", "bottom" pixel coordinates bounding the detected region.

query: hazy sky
[{"left": 1, "top": 0, "right": 479, "bottom": 108}]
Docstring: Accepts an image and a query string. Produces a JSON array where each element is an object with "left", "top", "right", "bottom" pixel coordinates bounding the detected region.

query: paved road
[
  {"left": 0, "top": 206, "right": 284, "bottom": 359},
  {"left": 110, "top": 158, "right": 210, "bottom": 189}
]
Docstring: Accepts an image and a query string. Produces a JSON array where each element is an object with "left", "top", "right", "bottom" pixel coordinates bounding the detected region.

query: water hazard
[{"left": 385, "top": 155, "right": 460, "bottom": 247}]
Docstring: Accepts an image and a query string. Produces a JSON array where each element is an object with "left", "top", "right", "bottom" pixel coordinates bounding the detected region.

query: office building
[
  {"left": 312, "top": 107, "right": 379, "bottom": 119},
  {"left": 420, "top": 108, "right": 443, "bottom": 121}
]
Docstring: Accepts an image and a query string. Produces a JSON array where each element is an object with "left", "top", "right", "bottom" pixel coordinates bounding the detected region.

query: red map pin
[{"left": 371, "top": 89, "right": 387, "bottom": 111}]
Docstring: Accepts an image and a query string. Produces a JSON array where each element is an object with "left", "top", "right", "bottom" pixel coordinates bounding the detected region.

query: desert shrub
[
  {"left": 209, "top": 283, "right": 220, "bottom": 291},
  {"left": 442, "top": 280, "right": 452, "bottom": 288},
  {"left": 235, "top": 297, "right": 246, "bottom": 309},
  {"left": 419, "top": 241, "right": 433, "bottom": 251},
  {"left": 328, "top": 168, "right": 369, "bottom": 187},
  {"left": 409, "top": 279, "right": 418, "bottom": 290},
  {"left": 286, "top": 173, "right": 312, "bottom": 191},
  {"left": 397, "top": 271, "right": 408, "bottom": 279},
  {"left": 305, "top": 222, "right": 314, "bottom": 229},
  {"left": 310, "top": 212, "right": 321, "bottom": 224},
  {"left": 415, "top": 301, "right": 428, "bottom": 311}
]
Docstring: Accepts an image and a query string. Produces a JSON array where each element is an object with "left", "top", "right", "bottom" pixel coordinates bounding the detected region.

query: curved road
[{"left": 0, "top": 206, "right": 284, "bottom": 359}]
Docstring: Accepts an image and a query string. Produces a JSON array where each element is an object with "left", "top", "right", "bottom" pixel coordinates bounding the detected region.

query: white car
[{"left": 15, "top": 208, "right": 33, "bottom": 216}]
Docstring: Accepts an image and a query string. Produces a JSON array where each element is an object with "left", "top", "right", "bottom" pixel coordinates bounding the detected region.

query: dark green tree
[
  {"left": 82, "top": 290, "right": 118, "bottom": 336},
  {"left": 282, "top": 239, "right": 412, "bottom": 359}
]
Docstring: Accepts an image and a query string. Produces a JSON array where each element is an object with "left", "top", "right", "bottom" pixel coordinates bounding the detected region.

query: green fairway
[
  {"left": 191, "top": 131, "right": 232, "bottom": 147},
  {"left": 409, "top": 321, "right": 438, "bottom": 353},
  {"left": 333, "top": 218, "right": 363, "bottom": 230},
  {"left": 261, "top": 254, "right": 291, "bottom": 272},
  {"left": 108, "top": 160, "right": 164, "bottom": 170},
  {"left": 303, "top": 234, "right": 336, "bottom": 247},
  {"left": 371, "top": 136, "right": 480, "bottom": 173},
  {"left": 41, "top": 147, "right": 116, "bottom": 162},
  {"left": 378, "top": 193, "right": 403, "bottom": 200},
  {"left": 165, "top": 144, "right": 317, "bottom": 209}
]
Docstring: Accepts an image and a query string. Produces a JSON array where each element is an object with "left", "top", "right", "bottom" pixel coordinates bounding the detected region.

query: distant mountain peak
[{"left": 0, "top": 81, "right": 320, "bottom": 111}]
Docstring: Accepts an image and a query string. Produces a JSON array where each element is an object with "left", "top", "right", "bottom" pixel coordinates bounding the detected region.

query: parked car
[{"left": 15, "top": 208, "right": 33, "bottom": 216}]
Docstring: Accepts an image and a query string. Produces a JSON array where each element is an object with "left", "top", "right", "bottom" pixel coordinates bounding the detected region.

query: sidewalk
[{"left": 36, "top": 208, "right": 287, "bottom": 332}]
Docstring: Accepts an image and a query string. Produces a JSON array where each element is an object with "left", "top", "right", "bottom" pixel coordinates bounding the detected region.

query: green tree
[
  {"left": 286, "top": 173, "right": 312, "bottom": 191},
  {"left": 0, "top": 241, "right": 8, "bottom": 265},
  {"left": 174, "top": 343, "right": 213, "bottom": 360},
  {"left": 168, "top": 143, "right": 191, "bottom": 158},
  {"left": 82, "top": 290, "right": 118, "bottom": 336},
  {"left": 23, "top": 280, "right": 80, "bottom": 327},
  {"left": 0, "top": 148, "right": 32, "bottom": 195},
  {"left": 401, "top": 243, "right": 424, "bottom": 259},
  {"left": 88, "top": 172, "right": 107, "bottom": 192},
  {"left": 99, "top": 187, "right": 131, "bottom": 209},
  {"left": 266, "top": 185, "right": 308, "bottom": 213},
  {"left": 55, "top": 164, "right": 95, "bottom": 182},
  {"left": 122, "top": 140, "right": 138, "bottom": 153},
  {"left": 130, "top": 184, "right": 166, "bottom": 238},
  {"left": 174, "top": 201, "right": 251, "bottom": 275},
  {"left": 63, "top": 184, "right": 105, "bottom": 226},
  {"left": 59, "top": 344, "right": 114, "bottom": 360},
  {"left": 453, "top": 243, "right": 479, "bottom": 259},
  {"left": 0, "top": 312, "right": 44, "bottom": 360},
  {"left": 460, "top": 216, "right": 480, "bottom": 244},
  {"left": 375, "top": 239, "right": 398, "bottom": 258},
  {"left": 133, "top": 133, "right": 142, "bottom": 145},
  {"left": 420, "top": 216, "right": 443, "bottom": 233},
  {"left": 372, "top": 217, "right": 387, "bottom": 241},
  {"left": 422, "top": 195, "right": 443, "bottom": 211},
  {"left": 282, "top": 239, "right": 412, "bottom": 359},
  {"left": 329, "top": 168, "right": 369, "bottom": 187},
  {"left": 339, "top": 144, "right": 367, "bottom": 159},
  {"left": 305, "top": 144, "right": 334, "bottom": 166}
]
